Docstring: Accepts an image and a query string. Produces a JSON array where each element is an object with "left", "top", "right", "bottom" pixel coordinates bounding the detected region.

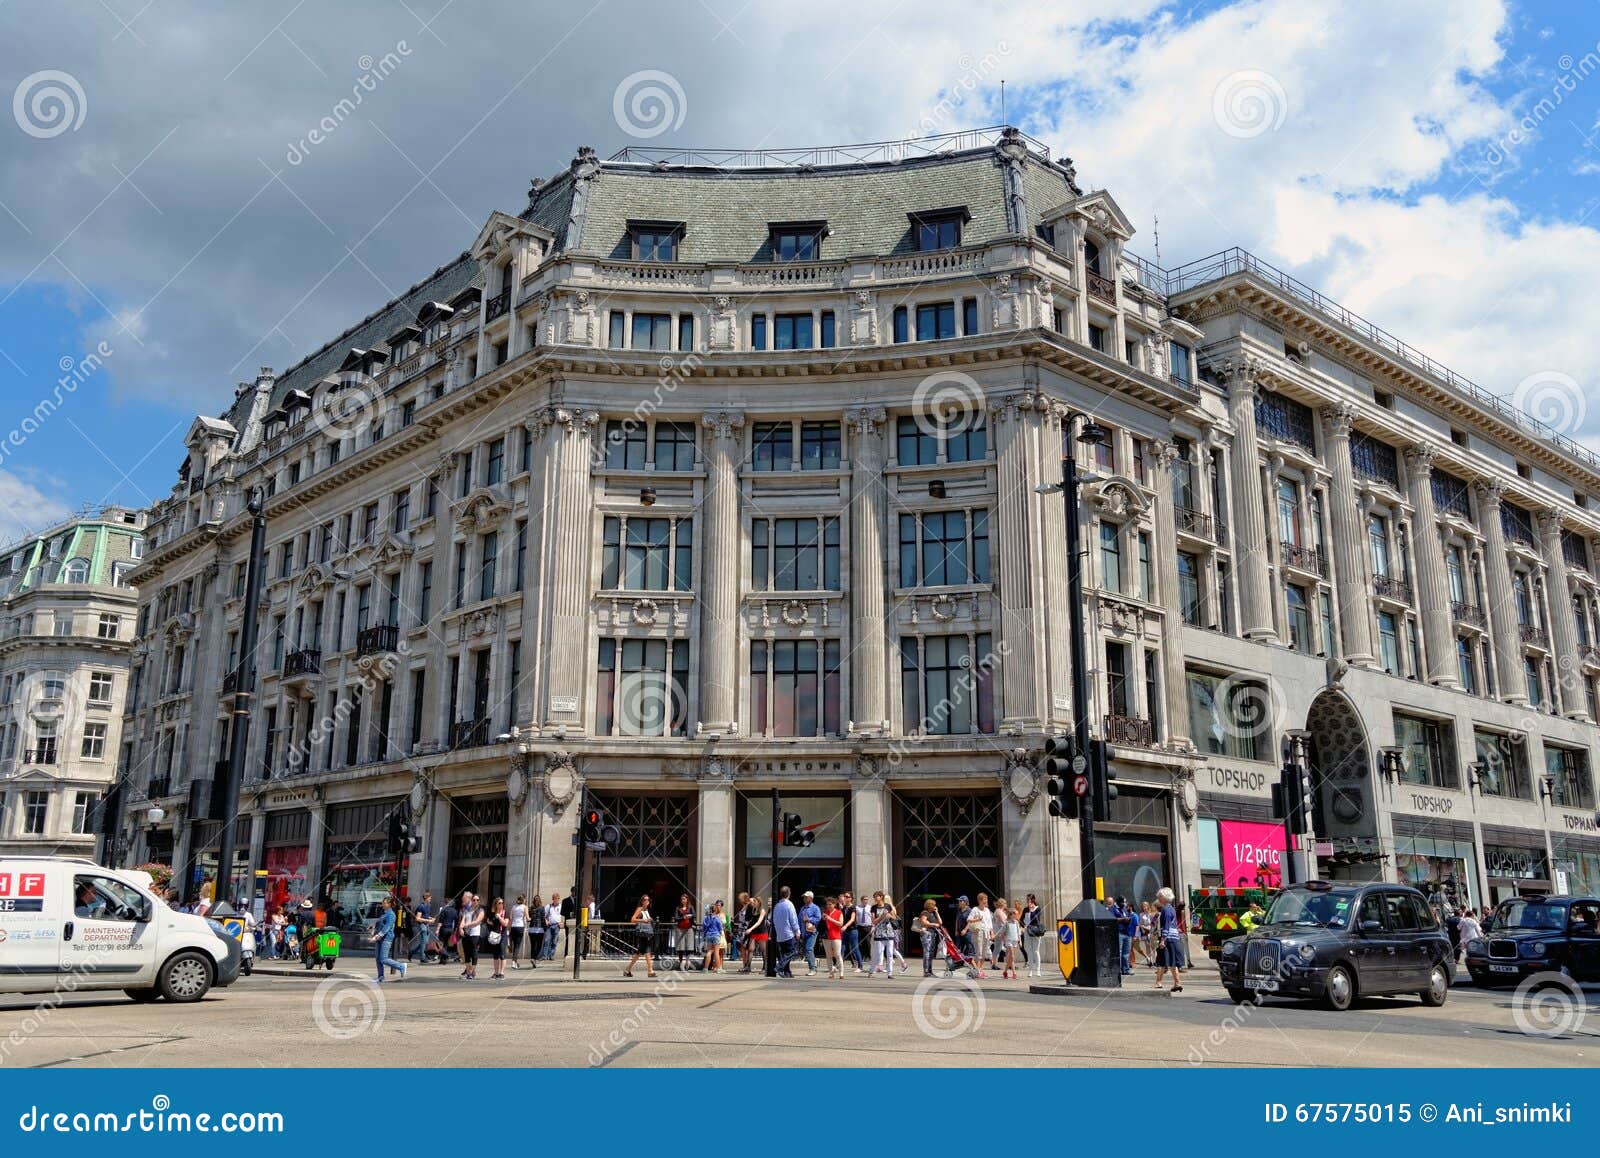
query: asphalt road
[{"left": 0, "top": 960, "right": 1594, "bottom": 1069}]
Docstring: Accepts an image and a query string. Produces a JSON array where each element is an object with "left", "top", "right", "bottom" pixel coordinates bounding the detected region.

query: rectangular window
[
  {"left": 893, "top": 307, "right": 908, "bottom": 343},
  {"left": 772, "top": 229, "right": 820, "bottom": 261},
  {"left": 608, "top": 311, "right": 625, "bottom": 349},
  {"left": 1377, "top": 611, "right": 1399, "bottom": 675},
  {"left": 88, "top": 672, "right": 114, "bottom": 703},
  {"left": 478, "top": 532, "right": 498, "bottom": 602},
  {"left": 23, "top": 790, "right": 47, "bottom": 835},
  {"left": 677, "top": 314, "right": 694, "bottom": 352},
  {"left": 631, "top": 313, "right": 673, "bottom": 351},
  {"left": 391, "top": 487, "right": 410, "bottom": 534},
  {"left": 1456, "top": 637, "right": 1476, "bottom": 693},
  {"left": 751, "top": 517, "right": 841, "bottom": 591},
  {"left": 81, "top": 723, "right": 107, "bottom": 759},
  {"left": 900, "top": 633, "right": 995, "bottom": 735},
  {"left": 1099, "top": 523, "right": 1122, "bottom": 593},
  {"left": 453, "top": 542, "right": 467, "bottom": 610},
  {"left": 654, "top": 421, "right": 695, "bottom": 471},
  {"left": 1285, "top": 583, "right": 1311, "bottom": 653},
  {"left": 751, "top": 423, "right": 792, "bottom": 472},
  {"left": 820, "top": 311, "right": 836, "bottom": 349},
  {"left": 915, "top": 216, "right": 961, "bottom": 251},
  {"left": 594, "top": 637, "right": 689, "bottom": 737},
  {"left": 1186, "top": 670, "right": 1269, "bottom": 761},
  {"left": 417, "top": 561, "right": 433, "bottom": 624},
  {"left": 1138, "top": 532, "right": 1153, "bottom": 601},
  {"left": 515, "top": 520, "right": 527, "bottom": 593},
  {"left": 72, "top": 791, "right": 94, "bottom": 834},
  {"left": 1394, "top": 713, "right": 1457, "bottom": 789},
  {"left": 899, "top": 510, "right": 989, "bottom": 586},
  {"left": 915, "top": 302, "right": 956, "bottom": 341},
  {"left": 799, "top": 421, "right": 841, "bottom": 470},
  {"left": 485, "top": 438, "right": 505, "bottom": 485},
  {"left": 601, "top": 517, "right": 693, "bottom": 592},
  {"left": 1168, "top": 342, "right": 1192, "bottom": 384},
  {"left": 1546, "top": 745, "right": 1594, "bottom": 809},
  {"left": 632, "top": 227, "right": 678, "bottom": 261},
  {"left": 604, "top": 420, "right": 649, "bottom": 470},
  {"left": 897, "top": 416, "right": 937, "bottom": 467},
  {"left": 1177, "top": 552, "right": 1200, "bottom": 624},
  {"left": 774, "top": 313, "right": 814, "bottom": 350},
  {"left": 962, "top": 297, "right": 978, "bottom": 336},
  {"left": 750, "top": 314, "right": 767, "bottom": 351},
  {"left": 97, "top": 613, "right": 120, "bottom": 640},
  {"left": 1088, "top": 324, "right": 1106, "bottom": 353},
  {"left": 363, "top": 502, "right": 380, "bottom": 543},
  {"left": 409, "top": 670, "right": 426, "bottom": 751},
  {"left": 1474, "top": 729, "right": 1528, "bottom": 798}
]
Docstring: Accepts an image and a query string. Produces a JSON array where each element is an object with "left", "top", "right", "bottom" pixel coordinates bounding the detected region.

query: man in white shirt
[
  {"left": 542, "top": 897, "right": 562, "bottom": 959},
  {"left": 969, "top": 893, "right": 994, "bottom": 968}
]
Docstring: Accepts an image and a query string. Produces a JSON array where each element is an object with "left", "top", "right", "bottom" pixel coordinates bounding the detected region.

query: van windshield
[{"left": 1262, "top": 888, "right": 1358, "bottom": 930}]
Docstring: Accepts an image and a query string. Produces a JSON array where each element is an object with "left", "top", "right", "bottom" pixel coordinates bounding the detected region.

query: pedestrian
[
  {"left": 917, "top": 899, "right": 943, "bottom": 977},
  {"left": 771, "top": 886, "right": 800, "bottom": 978},
  {"left": 671, "top": 892, "right": 695, "bottom": 971},
  {"left": 542, "top": 894, "right": 562, "bottom": 960},
  {"left": 994, "top": 897, "right": 1019, "bottom": 979},
  {"left": 868, "top": 892, "right": 898, "bottom": 978},
  {"left": 412, "top": 891, "right": 436, "bottom": 963},
  {"left": 954, "top": 896, "right": 974, "bottom": 961},
  {"left": 964, "top": 897, "right": 989, "bottom": 970},
  {"left": 730, "top": 891, "right": 750, "bottom": 966},
  {"left": 485, "top": 897, "right": 510, "bottom": 979},
  {"left": 1152, "top": 887, "right": 1184, "bottom": 992},
  {"left": 741, "top": 895, "right": 768, "bottom": 973},
  {"left": 1138, "top": 901, "right": 1156, "bottom": 966},
  {"left": 584, "top": 893, "right": 601, "bottom": 958},
  {"left": 854, "top": 893, "right": 874, "bottom": 973},
  {"left": 1455, "top": 906, "right": 1482, "bottom": 971},
  {"left": 1113, "top": 896, "right": 1135, "bottom": 977},
  {"left": 701, "top": 901, "right": 725, "bottom": 973},
  {"left": 822, "top": 896, "right": 845, "bottom": 980},
  {"left": 1022, "top": 894, "right": 1048, "bottom": 977},
  {"left": 799, "top": 891, "right": 823, "bottom": 976},
  {"left": 509, "top": 895, "right": 528, "bottom": 969},
  {"left": 560, "top": 889, "right": 577, "bottom": 959},
  {"left": 526, "top": 893, "right": 546, "bottom": 968},
  {"left": 839, "top": 891, "right": 863, "bottom": 974},
  {"left": 373, "top": 896, "right": 408, "bottom": 983},
  {"left": 458, "top": 892, "right": 483, "bottom": 980},
  {"left": 438, "top": 893, "right": 460, "bottom": 966},
  {"left": 624, "top": 894, "right": 657, "bottom": 978}
]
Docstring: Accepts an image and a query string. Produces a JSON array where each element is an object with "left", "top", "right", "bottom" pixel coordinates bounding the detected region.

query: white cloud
[{"left": 0, "top": 469, "right": 72, "bottom": 547}]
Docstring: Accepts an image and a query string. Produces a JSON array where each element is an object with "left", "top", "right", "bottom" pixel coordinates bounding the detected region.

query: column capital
[
  {"left": 700, "top": 409, "right": 745, "bottom": 441},
  {"left": 1535, "top": 508, "right": 1565, "bottom": 541},
  {"left": 842, "top": 406, "right": 887, "bottom": 436},
  {"left": 1217, "top": 361, "right": 1261, "bottom": 400},
  {"left": 1403, "top": 442, "right": 1440, "bottom": 477},
  {"left": 988, "top": 390, "right": 1063, "bottom": 426},
  {"left": 1320, "top": 402, "right": 1359, "bottom": 440},
  {"left": 1149, "top": 438, "right": 1182, "bottom": 473},
  {"left": 534, "top": 406, "right": 600, "bottom": 438},
  {"left": 1473, "top": 478, "right": 1506, "bottom": 509}
]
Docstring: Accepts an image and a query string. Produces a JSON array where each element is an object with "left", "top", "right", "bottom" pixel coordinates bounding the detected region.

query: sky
[{"left": 0, "top": 0, "right": 1597, "bottom": 545}]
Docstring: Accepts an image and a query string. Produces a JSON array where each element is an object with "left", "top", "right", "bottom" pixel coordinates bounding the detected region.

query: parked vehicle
[
  {"left": 1463, "top": 895, "right": 1600, "bottom": 987},
  {"left": 0, "top": 856, "right": 241, "bottom": 1002},
  {"left": 1217, "top": 880, "right": 1452, "bottom": 1010},
  {"left": 1189, "top": 886, "right": 1275, "bottom": 958}
]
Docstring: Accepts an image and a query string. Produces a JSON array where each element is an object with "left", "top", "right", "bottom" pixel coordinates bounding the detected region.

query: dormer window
[
  {"left": 909, "top": 207, "right": 970, "bottom": 252},
  {"left": 416, "top": 302, "right": 455, "bottom": 346},
  {"left": 769, "top": 220, "right": 827, "bottom": 262},
  {"left": 628, "top": 220, "right": 685, "bottom": 262}
]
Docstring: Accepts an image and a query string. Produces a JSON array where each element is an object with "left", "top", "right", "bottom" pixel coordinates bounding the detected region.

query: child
[{"left": 701, "top": 901, "right": 725, "bottom": 973}]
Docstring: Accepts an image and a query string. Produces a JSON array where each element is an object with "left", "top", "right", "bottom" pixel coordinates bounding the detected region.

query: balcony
[
  {"left": 23, "top": 746, "right": 58, "bottom": 765},
  {"left": 1583, "top": 645, "right": 1600, "bottom": 669},
  {"left": 356, "top": 624, "right": 400, "bottom": 658},
  {"left": 283, "top": 649, "right": 322, "bottom": 678},
  {"left": 1103, "top": 713, "right": 1153, "bottom": 747},
  {"left": 1280, "top": 541, "right": 1325, "bottom": 577},
  {"left": 1086, "top": 269, "right": 1116, "bottom": 305},
  {"left": 1451, "top": 601, "right": 1486, "bottom": 630},
  {"left": 450, "top": 717, "right": 492, "bottom": 751},
  {"left": 188, "top": 474, "right": 205, "bottom": 495},
  {"left": 1175, "top": 506, "right": 1214, "bottom": 541},
  {"left": 1372, "top": 574, "right": 1412, "bottom": 604},
  {"left": 1520, "top": 623, "right": 1549, "bottom": 649},
  {"left": 485, "top": 287, "right": 511, "bottom": 323},
  {"left": 147, "top": 774, "right": 171, "bottom": 798},
  {"left": 222, "top": 668, "right": 239, "bottom": 695}
]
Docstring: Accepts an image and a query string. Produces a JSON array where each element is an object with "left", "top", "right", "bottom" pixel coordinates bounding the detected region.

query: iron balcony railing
[
  {"left": 1280, "top": 541, "right": 1325, "bottom": 577},
  {"left": 1086, "top": 269, "right": 1116, "bottom": 304},
  {"left": 450, "top": 717, "right": 491, "bottom": 751},
  {"left": 147, "top": 775, "right": 171, "bottom": 798},
  {"left": 1372, "top": 574, "right": 1413, "bottom": 604},
  {"left": 484, "top": 287, "right": 511, "bottom": 323},
  {"left": 1175, "top": 506, "right": 1214, "bottom": 541},
  {"left": 356, "top": 624, "right": 400, "bottom": 657},
  {"left": 23, "top": 746, "right": 57, "bottom": 765},
  {"left": 283, "top": 649, "right": 322, "bottom": 678},
  {"left": 1103, "top": 713, "right": 1153, "bottom": 747},
  {"left": 1520, "top": 623, "right": 1549, "bottom": 649},
  {"left": 222, "top": 668, "right": 239, "bottom": 695},
  {"left": 1451, "top": 601, "right": 1486, "bottom": 630}
]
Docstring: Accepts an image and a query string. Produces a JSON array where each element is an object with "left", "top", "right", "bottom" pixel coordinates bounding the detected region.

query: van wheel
[
  {"left": 1322, "top": 965, "right": 1355, "bottom": 1011},
  {"left": 125, "top": 988, "right": 161, "bottom": 1003},
  {"left": 1226, "top": 988, "right": 1253, "bottom": 1005},
  {"left": 158, "top": 952, "right": 214, "bottom": 1003},
  {"left": 1420, "top": 963, "right": 1450, "bottom": 1007}
]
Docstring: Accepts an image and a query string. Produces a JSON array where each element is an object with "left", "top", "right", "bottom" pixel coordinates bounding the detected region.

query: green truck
[{"left": 1189, "top": 886, "right": 1275, "bottom": 958}]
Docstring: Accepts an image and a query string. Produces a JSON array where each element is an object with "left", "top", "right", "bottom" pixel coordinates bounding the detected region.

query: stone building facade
[
  {"left": 0, "top": 508, "right": 143, "bottom": 856},
  {"left": 118, "top": 128, "right": 1600, "bottom": 926}
]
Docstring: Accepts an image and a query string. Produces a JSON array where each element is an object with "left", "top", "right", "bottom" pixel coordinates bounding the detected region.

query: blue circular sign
[{"left": 1057, "top": 922, "right": 1074, "bottom": 945}]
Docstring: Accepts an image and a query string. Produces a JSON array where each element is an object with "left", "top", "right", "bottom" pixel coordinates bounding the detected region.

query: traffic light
[
  {"left": 582, "top": 808, "right": 621, "bottom": 849},
  {"left": 1273, "top": 763, "right": 1312, "bottom": 834},
  {"left": 1041, "top": 734, "right": 1080, "bottom": 819},
  {"left": 582, "top": 808, "right": 602, "bottom": 845},
  {"left": 782, "top": 812, "right": 815, "bottom": 848},
  {"left": 1092, "top": 739, "right": 1118, "bottom": 812},
  {"left": 387, "top": 801, "right": 420, "bottom": 856}
]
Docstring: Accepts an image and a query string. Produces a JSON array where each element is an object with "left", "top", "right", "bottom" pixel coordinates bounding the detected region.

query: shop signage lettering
[
  {"left": 549, "top": 695, "right": 579, "bottom": 714},
  {"left": 1206, "top": 766, "right": 1268, "bottom": 793},
  {"left": 1407, "top": 792, "right": 1453, "bottom": 815},
  {"left": 1562, "top": 812, "right": 1598, "bottom": 832},
  {"left": 738, "top": 760, "right": 847, "bottom": 774},
  {"left": 0, "top": 872, "right": 45, "bottom": 898},
  {"left": 1217, "top": 820, "right": 1288, "bottom": 888},
  {"left": 1486, "top": 846, "right": 1544, "bottom": 879},
  {"left": 266, "top": 791, "right": 311, "bottom": 808}
]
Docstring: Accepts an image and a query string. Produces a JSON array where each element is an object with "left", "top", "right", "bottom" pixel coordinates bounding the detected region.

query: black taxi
[
  {"left": 1218, "top": 880, "right": 1453, "bottom": 1010},
  {"left": 1463, "top": 895, "right": 1600, "bottom": 987}
]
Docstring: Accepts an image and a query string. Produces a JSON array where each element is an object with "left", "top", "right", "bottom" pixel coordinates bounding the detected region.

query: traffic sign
[
  {"left": 1072, "top": 774, "right": 1089, "bottom": 797},
  {"left": 1071, "top": 755, "right": 1088, "bottom": 773}
]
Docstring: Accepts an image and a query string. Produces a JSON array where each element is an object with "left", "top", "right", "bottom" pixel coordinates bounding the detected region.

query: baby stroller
[{"left": 940, "top": 927, "right": 985, "bottom": 979}]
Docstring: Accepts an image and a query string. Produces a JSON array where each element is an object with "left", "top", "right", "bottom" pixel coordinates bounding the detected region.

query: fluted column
[
  {"left": 1226, "top": 372, "right": 1275, "bottom": 640},
  {"left": 1321, "top": 404, "right": 1376, "bottom": 666},
  {"left": 1403, "top": 444, "right": 1457, "bottom": 687},
  {"left": 844, "top": 407, "right": 889, "bottom": 733},
  {"left": 1536, "top": 509, "right": 1587, "bottom": 719},
  {"left": 1474, "top": 481, "right": 1526, "bottom": 704},
  {"left": 1150, "top": 440, "right": 1191, "bottom": 748},
  {"left": 697, "top": 410, "right": 745, "bottom": 734},
  {"left": 531, "top": 405, "right": 599, "bottom": 731},
  {"left": 991, "top": 393, "right": 1041, "bottom": 730}
]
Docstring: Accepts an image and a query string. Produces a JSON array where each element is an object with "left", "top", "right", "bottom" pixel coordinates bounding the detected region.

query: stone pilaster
[
  {"left": 530, "top": 405, "right": 599, "bottom": 731},
  {"left": 849, "top": 762, "right": 890, "bottom": 893},
  {"left": 1149, "top": 440, "right": 1192, "bottom": 748},
  {"left": 1321, "top": 404, "right": 1376, "bottom": 666},
  {"left": 844, "top": 407, "right": 889, "bottom": 733},
  {"left": 697, "top": 758, "right": 737, "bottom": 909},
  {"left": 1474, "top": 481, "right": 1527, "bottom": 705},
  {"left": 1404, "top": 444, "right": 1457, "bottom": 687},
  {"left": 697, "top": 410, "right": 745, "bottom": 734},
  {"left": 1536, "top": 509, "right": 1587, "bottom": 719},
  {"left": 990, "top": 393, "right": 1043, "bottom": 730},
  {"left": 1225, "top": 371, "right": 1275, "bottom": 640}
]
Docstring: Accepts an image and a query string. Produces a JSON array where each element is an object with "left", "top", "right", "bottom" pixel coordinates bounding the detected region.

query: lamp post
[{"left": 209, "top": 490, "right": 267, "bottom": 917}]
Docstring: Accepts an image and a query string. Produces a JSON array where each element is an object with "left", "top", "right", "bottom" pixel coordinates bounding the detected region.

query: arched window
[{"left": 62, "top": 558, "right": 90, "bottom": 584}]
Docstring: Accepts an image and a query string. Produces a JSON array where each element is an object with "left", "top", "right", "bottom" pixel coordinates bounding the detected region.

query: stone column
[
  {"left": 1474, "top": 481, "right": 1527, "bottom": 704},
  {"left": 1320, "top": 404, "right": 1376, "bottom": 666},
  {"left": 530, "top": 405, "right": 599, "bottom": 732},
  {"left": 698, "top": 410, "right": 745, "bottom": 734},
  {"left": 697, "top": 762, "right": 736, "bottom": 910},
  {"left": 1226, "top": 371, "right": 1275, "bottom": 640},
  {"left": 849, "top": 765, "right": 891, "bottom": 893},
  {"left": 844, "top": 407, "right": 889, "bottom": 733},
  {"left": 1149, "top": 440, "right": 1191, "bottom": 748},
  {"left": 991, "top": 393, "right": 1042, "bottom": 730},
  {"left": 1536, "top": 509, "right": 1587, "bottom": 719},
  {"left": 1404, "top": 444, "right": 1458, "bottom": 687}
]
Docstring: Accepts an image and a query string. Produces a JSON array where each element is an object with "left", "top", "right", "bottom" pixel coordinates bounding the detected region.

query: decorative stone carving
[
  {"left": 853, "top": 753, "right": 883, "bottom": 780},
  {"left": 1003, "top": 749, "right": 1040, "bottom": 812},
  {"left": 540, "top": 750, "right": 580, "bottom": 810},
  {"left": 843, "top": 406, "right": 887, "bottom": 436},
  {"left": 698, "top": 754, "right": 736, "bottom": 783},
  {"left": 780, "top": 599, "right": 808, "bottom": 627},
  {"left": 1321, "top": 402, "right": 1358, "bottom": 438},
  {"left": 458, "top": 607, "right": 499, "bottom": 641},
  {"left": 701, "top": 409, "right": 745, "bottom": 441},
  {"left": 631, "top": 598, "right": 659, "bottom": 626},
  {"left": 928, "top": 593, "right": 958, "bottom": 623}
]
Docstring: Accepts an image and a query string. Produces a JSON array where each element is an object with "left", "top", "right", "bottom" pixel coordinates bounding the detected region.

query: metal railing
[
  {"left": 283, "top": 649, "right": 322, "bottom": 677},
  {"left": 1086, "top": 269, "right": 1116, "bottom": 304},
  {"left": 484, "top": 287, "right": 511, "bottom": 323},
  {"left": 147, "top": 775, "right": 171, "bottom": 798},
  {"left": 23, "top": 746, "right": 57, "bottom": 765},
  {"left": 1280, "top": 541, "right": 1325, "bottom": 576},
  {"left": 356, "top": 624, "right": 400, "bottom": 657},
  {"left": 1372, "top": 574, "right": 1413, "bottom": 604},
  {"left": 450, "top": 717, "right": 491, "bottom": 751},
  {"left": 1451, "top": 601, "right": 1486, "bottom": 630},
  {"left": 1103, "top": 713, "right": 1153, "bottom": 747},
  {"left": 606, "top": 124, "right": 1053, "bottom": 168},
  {"left": 1175, "top": 506, "right": 1214, "bottom": 541},
  {"left": 1520, "top": 623, "right": 1550, "bottom": 649}
]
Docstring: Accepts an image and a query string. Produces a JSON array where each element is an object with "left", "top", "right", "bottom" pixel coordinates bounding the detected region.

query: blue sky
[{"left": 0, "top": 0, "right": 1596, "bottom": 543}]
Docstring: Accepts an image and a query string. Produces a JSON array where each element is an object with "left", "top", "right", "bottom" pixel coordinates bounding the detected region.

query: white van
[{"left": 0, "top": 857, "right": 241, "bottom": 1002}]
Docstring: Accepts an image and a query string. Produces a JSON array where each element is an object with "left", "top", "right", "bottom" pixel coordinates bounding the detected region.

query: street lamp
[{"left": 1377, "top": 746, "right": 1405, "bottom": 785}]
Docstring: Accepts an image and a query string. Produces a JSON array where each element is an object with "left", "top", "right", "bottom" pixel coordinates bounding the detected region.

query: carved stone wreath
[
  {"left": 928, "top": 593, "right": 959, "bottom": 623},
  {"left": 632, "top": 598, "right": 659, "bottom": 626},
  {"left": 540, "top": 750, "right": 580, "bottom": 810},
  {"left": 1004, "top": 750, "right": 1041, "bottom": 812},
  {"left": 780, "top": 599, "right": 809, "bottom": 627}
]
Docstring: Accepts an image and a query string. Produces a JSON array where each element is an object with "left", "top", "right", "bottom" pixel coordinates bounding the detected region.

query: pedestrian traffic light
[
  {"left": 1092, "top": 739, "right": 1118, "bottom": 811},
  {"left": 582, "top": 808, "right": 602, "bottom": 845},
  {"left": 1041, "top": 735, "right": 1080, "bottom": 819},
  {"left": 582, "top": 808, "right": 620, "bottom": 850},
  {"left": 782, "top": 812, "right": 814, "bottom": 847},
  {"left": 1273, "top": 763, "right": 1311, "bottom": 834}
]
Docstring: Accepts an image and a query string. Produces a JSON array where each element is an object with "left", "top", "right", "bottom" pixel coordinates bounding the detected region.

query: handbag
[{"left": 487, "top": 930, "right": 503, "bottom": 946}]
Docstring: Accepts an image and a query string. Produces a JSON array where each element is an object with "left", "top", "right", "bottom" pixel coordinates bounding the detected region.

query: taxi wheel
[
  {"left": 125, "top": 988, "right": 161, "bottom": 1003},
  {"left": 1419, "top": 962, "right": 1449, "bottom": 1007},
  {"left": 158, "top": 952, "right": 214, "bottom": 1003},
  {"left": 1226, "top": 987, "right": 1252, "bottom": 1005},
  {"left": 1322, "top": 964, "right": 1355, "bottom": 1011}
]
